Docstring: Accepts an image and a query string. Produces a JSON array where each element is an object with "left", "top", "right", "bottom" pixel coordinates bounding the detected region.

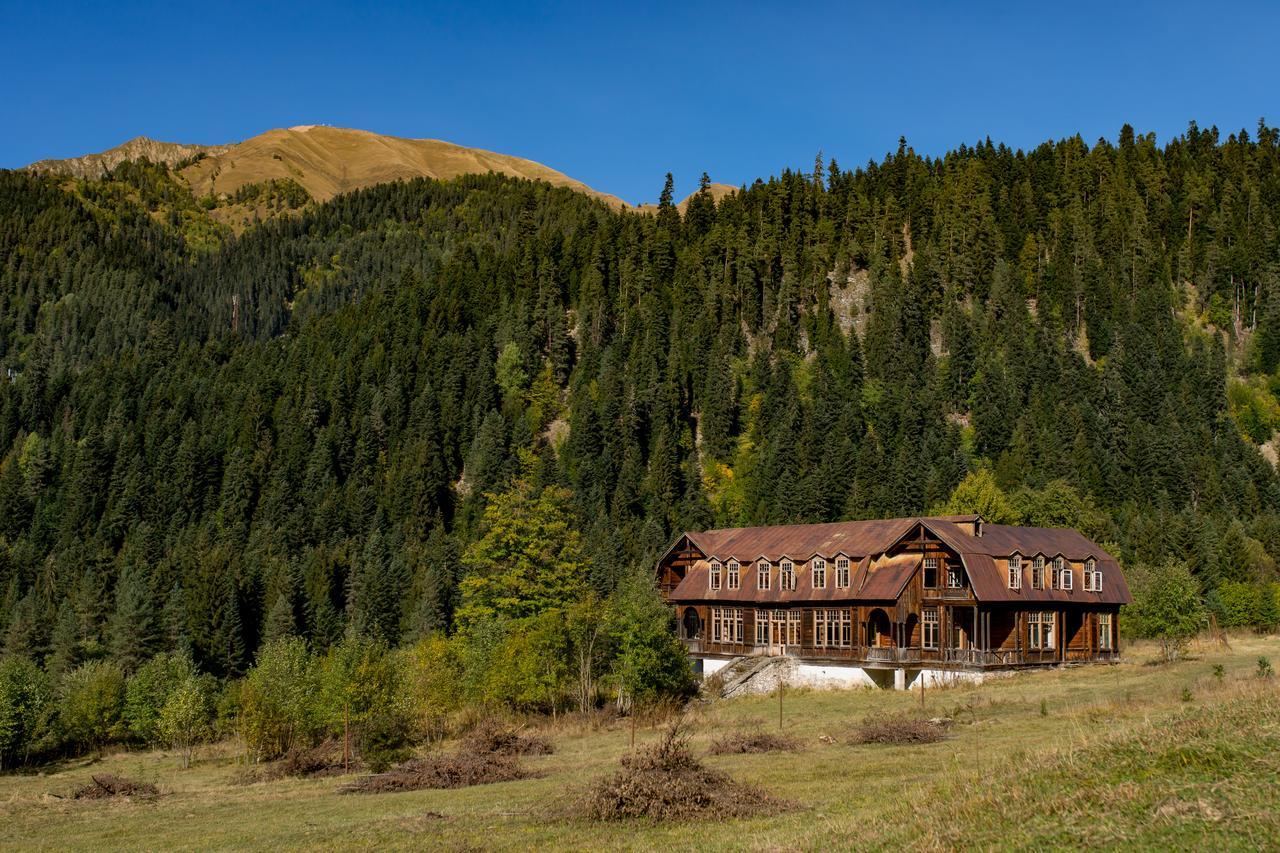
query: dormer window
[
  {"left": 780, "top": 560, "right": 796, "bottom": 591},
  {"left": 727, "top": 560, "right": 740, "bottom": 590},
  {"left": 757, "top": 560, "right": 771, "bottom": 591},
  {"left": 1031, "top": 556, "right": 1045, "bottom": 589},
  {"left": 835, "top": 557, "right": 850, "bottom": 588},
  {"left": 710, "top": 561, "right": 722, "bottom": 591},
  {"left": 1084, "top": 558, "right": 1102, "bottom": 592},
  {"left": 811, "top": 558, "right": 826, "bottom": 589},
  {"left": 974, "top": 519, "right": 983, "bottom": 537},
  {"left": 1007, "top": 554, "right": 1022, "bottom": 590},
  {"left": 1053, "top": 556, "right": 1067, "bottom": 590}
]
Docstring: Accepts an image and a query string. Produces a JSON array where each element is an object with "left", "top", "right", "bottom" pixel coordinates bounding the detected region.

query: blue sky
[{"left": 2, "top": 0, "right": 1277, "bottom": 204}]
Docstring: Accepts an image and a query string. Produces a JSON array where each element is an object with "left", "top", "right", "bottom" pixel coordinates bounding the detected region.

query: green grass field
[{"left": 3, "top": 635, "right": 1278, "bottom": 851}]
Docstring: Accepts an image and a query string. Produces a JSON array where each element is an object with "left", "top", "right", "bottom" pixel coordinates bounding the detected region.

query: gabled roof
[{"left": 661, "top": 515, "right": 1132, "bottom": 606}]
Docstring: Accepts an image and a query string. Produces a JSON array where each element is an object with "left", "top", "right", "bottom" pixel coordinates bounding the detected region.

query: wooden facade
[{"left": 657, "top": 516, "right": 1130, "bottom": 671}]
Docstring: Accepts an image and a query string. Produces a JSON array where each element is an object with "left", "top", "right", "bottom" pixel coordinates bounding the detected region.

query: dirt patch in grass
[
  {"left": 850, "top": 714, "right": 951, "bottom": 745},
  {"left": 73, "top": 774, "right": 159, "bottom": 800},
  {"left": 337, "top": 751, "right": 533, "bottom": 794},
  {"left": 707, "top": 731, "right": 800, "bottom": 755},
  {"left": 583, "top": 723, "right": 790, "bottom": 822},
  {"left": 463, "top": 723, "right": 553, "bottom": 756}
]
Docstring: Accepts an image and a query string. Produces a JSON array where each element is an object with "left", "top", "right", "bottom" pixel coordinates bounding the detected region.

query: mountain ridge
[{"left": 25, "top": 126, "right": 735, "bottom": 212}]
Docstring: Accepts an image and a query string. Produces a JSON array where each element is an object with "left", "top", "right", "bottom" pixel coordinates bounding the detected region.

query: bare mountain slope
[{"left": 27, "top": 136, "right": 230, "bottom": 179}]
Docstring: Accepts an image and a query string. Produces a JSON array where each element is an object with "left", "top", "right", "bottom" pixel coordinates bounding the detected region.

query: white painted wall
[
  {"left": 792, "top": 662, "right": 878, "bottom": 689},
  {"left": 700, "top": 657, "right": 732, "bottom": 676}
]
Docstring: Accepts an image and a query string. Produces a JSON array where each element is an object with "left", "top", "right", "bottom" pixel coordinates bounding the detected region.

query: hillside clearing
[{"left": 1, "top": 635, "right": 1277, "bottom": 850}]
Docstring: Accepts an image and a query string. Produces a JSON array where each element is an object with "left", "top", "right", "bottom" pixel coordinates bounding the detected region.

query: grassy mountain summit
[{"left": 28, "top": 125, "right": 632, "bottom": 208}]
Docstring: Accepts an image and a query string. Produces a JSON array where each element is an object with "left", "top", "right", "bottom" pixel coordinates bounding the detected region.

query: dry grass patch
[
  {"left": 583, "top": 722, "right": 790, "bottom": 822},
  {"left": 850, "top": 714, "right": 950, "bottom": 745},
  {"left": 72, "top": 774, "right": 159, "bottom": 800},
  {"left": 338, "top": 751, "right": 533, "bottom": 794},
  {"left": 707, "top": 730, "right": 800, "bottom": 755}
]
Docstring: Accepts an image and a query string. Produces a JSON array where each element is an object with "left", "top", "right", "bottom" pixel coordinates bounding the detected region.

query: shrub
[
  {"left": 1258, "top": 657, "right": 1274, "bottom": 679},
  {"left": 157, "top": 676, "right": 214, "bottom": 769},
  {"left": 338, "top": 750, "right": 532, "bottom": 793},
  {"left": 124, "top": 651, "right": 196, "bottom": 745},
  {"left": 1124, "top": 560, "right": 1203, "bottom": 661},
  {"left": 73, "top": 774, "right": 158, "bottom": 799},
  {"left": 61, "top": 660, "right": 128, "bottom": 751},
  {"left": 0, "top": 656, "right": 52, "bottom": 769},
  {"left": 239, "top": 637, "right": 320, "bottom": 761},
  {"left": 463, "top": 721, "right": 553, "bottom": 756}
]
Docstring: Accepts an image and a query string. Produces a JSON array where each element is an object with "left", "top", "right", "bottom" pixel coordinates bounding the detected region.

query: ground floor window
[
  {"left": 1028, "top": 611, "right": 1056, "bottom": 650},
  {"left": 922, "top": 607, "right": 939, "bottom": 649},
  {"left": 1098, "top": 612, "right": 1113, "bottom": 650},
  {"left": 711, "top": 607, "right": 743, "bottom": 644},
  {"left": 814, "top": 609, "right": 851, "bottom": 648}
]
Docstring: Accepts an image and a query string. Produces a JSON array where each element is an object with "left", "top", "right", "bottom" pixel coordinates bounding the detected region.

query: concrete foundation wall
[{"left": 693, "top": 654, "right": 1014, "bottom": 693}]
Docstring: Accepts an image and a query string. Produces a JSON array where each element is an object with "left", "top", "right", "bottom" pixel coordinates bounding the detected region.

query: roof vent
[{"left": 974, "top": 519, "right": 983, "bottom": 537}]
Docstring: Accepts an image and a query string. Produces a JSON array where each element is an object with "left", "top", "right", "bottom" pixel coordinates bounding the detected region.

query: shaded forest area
[{"left": 2, "top": 123, "right": 1280, "bottom": 761}]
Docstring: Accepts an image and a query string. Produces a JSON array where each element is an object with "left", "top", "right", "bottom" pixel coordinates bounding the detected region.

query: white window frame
[
  {"left": 780, "top": 560, "right": 796, "bottom": 591},
  {"left": 1032, "top": 556, "right": 1044, "bottom": 590},
  {"left": 947, "top": 565, "right": 963, "bottom": 589},
  {"left": 1029, "top": 611, "right": 1056, "bottom": 650},
  {"left": 1052, "top": 556, "right": 1065, "bottom": 589},
  {"left": 1098, "top": 612, "right": 1113, "bottom": 649},
  {"left": 835, "top": 557, "right": 850, "bottom": 588},
  {"left": 757, "top": 560, "right": 771, "bottom": 591},
  {"left": 726, "top": 560, "right": 740, "bottom": 590},
  {"left": 710, "top": 560, "right": 722, "bottom": 591},
  {"left": 1008, "top": 554, "right": 1022, "bottom": 590},
  {"left": 922, "top": 607, "right": 939, "bottom": 649},
  {"left": 811, "top": 558, "right": 826, "bottom": 589},
  {"left": 1060, "top": 563, "right": 1073, "bottom": 591}
]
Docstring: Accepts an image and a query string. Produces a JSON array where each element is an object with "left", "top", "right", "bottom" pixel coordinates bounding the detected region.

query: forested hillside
[{"left": 3, "top": 122, "right": 1280, "bottom": 725}]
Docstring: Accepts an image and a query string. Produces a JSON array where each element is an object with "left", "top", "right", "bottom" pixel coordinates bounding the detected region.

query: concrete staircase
[{"left": 709, "top": 656, "right": 795, "bottom": 699}]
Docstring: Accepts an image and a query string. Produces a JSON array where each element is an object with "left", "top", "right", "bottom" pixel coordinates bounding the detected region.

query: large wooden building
[{"left": 656, "top": 515, "right": 1131, "bottom": 685}]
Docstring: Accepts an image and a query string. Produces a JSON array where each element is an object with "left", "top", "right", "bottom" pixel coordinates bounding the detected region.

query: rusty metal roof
[
  {"left": 666, "top": 516, "right": 1131, "bottom": 606},
  {"left": 852, "top": 553, "right": 920, "bottom": 600}
]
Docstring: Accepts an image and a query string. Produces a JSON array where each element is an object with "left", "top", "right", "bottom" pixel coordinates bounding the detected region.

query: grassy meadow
[{"left": 2, "top": 635, "right": 1278, "bottom": 851}]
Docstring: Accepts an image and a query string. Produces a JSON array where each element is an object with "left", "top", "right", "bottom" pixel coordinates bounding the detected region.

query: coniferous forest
[{"left": 4, "top": 122, "right": 1280, "bottom": 764}]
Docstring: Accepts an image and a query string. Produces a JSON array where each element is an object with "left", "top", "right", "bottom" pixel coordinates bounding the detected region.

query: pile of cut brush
[
  {"left": 257, "top": 739, "right": 363, "bottom": 781},
  {"left": 850, "top": 714, "right": 951, "bottom": 745},
  {"left": 338, "top": 723, "right": 550, "bottom": 794},
  {"left": 463, "top": 721, "right": 553, "bottom": 756},
  {"left": 73, "top": 774, "right": 159, "bottom": 800},
  {"left": 583, "top": 722, "right": 789, "bottom": 822},
  {"left": 708, "top": 730, "right": 800, "bottom": 755}
]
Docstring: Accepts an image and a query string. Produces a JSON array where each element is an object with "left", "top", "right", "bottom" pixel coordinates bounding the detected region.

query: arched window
[
  {"left": 709, "top": 561, "right": 722, "bottom": 591},
  {"left": 757, "top": 560, "right": 771, "bottom": 591},
  {"left": 726, "top": 560, "right": 740, "bottom": 590},
  {"left": 1007, "top": 554, "right": 1022, "bottom": 590}
]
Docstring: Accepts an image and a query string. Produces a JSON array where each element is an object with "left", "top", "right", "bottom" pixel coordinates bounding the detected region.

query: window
[
  {"left": 1084, "top": 558, "right": 1102, "bottom": 592},
  {"left": 780, "top": 560, "right": 796, "bottom": 591},
  {"left": 1028, "top": 612, "right": 1056, "bottom": 650},
  {"left": 1059, "top": 562, "right": 1073, "bottom": 591},
  {"left": 1031, "top": 556, "right": 1045, "bottom": 589},
  {"left": 814, "top": 609, "right": 851, "bottom": 648},
  {"left": 711, "top": 607, "right": 743, "bottom": 644},
  {"left": 1007, "top": 555, "right": 1022, "bottom": 590},
  {"left": 947, "top": 565, "right": 963, "bottom": 588},
  {"left": 922, "top": 608, "right": 940, "bottom": 649},
  {"left": 836, "top": 557, "right": 850, "bottom": 588},
  {"left": 1098, "top": 612, "right": 1113, "bottom": 649},
  {"left": 923, "top": 556, "right": 939, "bottom": 588},
  {"left": 757, "top": 560, "right": 771, "bottom": 591},
  {"left": 755, "top": 610, "right": 770, "bottom": 645},
  {"left": 1052, "top": 556, "right": 1066, "bottom": 589},
  {"left": 811, "top": 558, "right": 826, "bottom": 589},
  {"left": 788, "top": 611, "right": 801, "bottom": 645},
  {"left": 710, "top": 561, "right": 722, "bottom": 591},
  {"left": 727, "top": 560, "right": 740, "bottom": 590}
]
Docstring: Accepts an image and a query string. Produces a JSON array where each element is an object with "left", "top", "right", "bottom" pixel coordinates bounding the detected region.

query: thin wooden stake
[
  {"left": 343, "top": 703, "right": 350, "bottom": 772},
  {"left": 777, "top": 680, "right": 783, "bottom": 731}
]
